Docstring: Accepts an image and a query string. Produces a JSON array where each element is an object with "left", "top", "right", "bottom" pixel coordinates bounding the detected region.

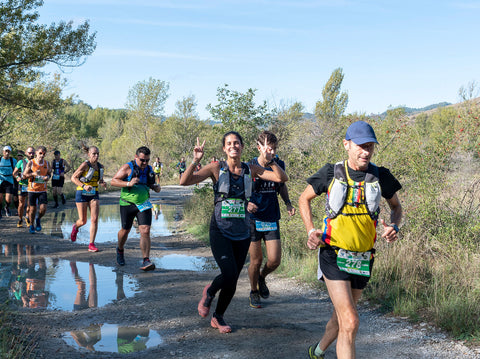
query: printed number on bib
[
  {"left": 52, "top": 174, "right": 60, "bottom": 180},
  {"left": 336, "top": 249, "right": 372, "bottom": 277},
  {"left": 21, "top": 185, "right": 28, "bottom": 193},
  {"left": 221, "top": 199, "right": 245, "bottom": 218},
  {"left": 34, "top": 176, "right": 45, "bottom": 184},
  {"left": 136, "top": 200, "right": 153, "bottom": 212},
  {"left": 255, "top": 220, "right": 277, "bottom": 232},
  {"left": 82, "top": 187, "right": 96, "bottom": 196}
]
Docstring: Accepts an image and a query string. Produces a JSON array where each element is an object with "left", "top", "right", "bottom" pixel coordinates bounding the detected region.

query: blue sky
[{"left": 39, "top": 0, "right": 479, "bottom": 119}]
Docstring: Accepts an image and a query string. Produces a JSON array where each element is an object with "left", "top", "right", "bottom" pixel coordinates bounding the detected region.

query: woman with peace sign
[{"left": 180, "top": 131, "right": 288, "bottom": 333}]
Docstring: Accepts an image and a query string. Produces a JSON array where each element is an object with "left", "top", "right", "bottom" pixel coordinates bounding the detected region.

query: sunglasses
[
  {"left": 27, "top": 152, "right": 34, "bottom": 154},
  {"left": 138, "top": 158, "right": 150, "bottom": 163},
  {"left": 38, "top": 152, "right": 45, "bottom": 155}
]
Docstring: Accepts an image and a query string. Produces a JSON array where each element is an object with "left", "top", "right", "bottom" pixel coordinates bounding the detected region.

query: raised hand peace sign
[
  {"left": 193, "top": 137, "right": 206, "bottom": 162},
  {"left": 257, "top": 138, "right": 274, "bottom": 162}
]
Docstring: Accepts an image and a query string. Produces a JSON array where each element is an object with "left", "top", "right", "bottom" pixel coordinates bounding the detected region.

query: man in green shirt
[{"left": 110, "top": 146, "right": 161, "bottom": 271}]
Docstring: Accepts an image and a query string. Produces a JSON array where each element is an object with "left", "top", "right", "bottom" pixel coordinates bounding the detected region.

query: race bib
[
  {"left": 136, "top": 200, "right": 153, "bottom": 212},
  {"left": 34, "top": 176, "right": 45, "bottom": 184},
  {"left": 21, "top": 185, "right": 28, "bottom": 193},
  {"left": 221, "top": 199, "right": 245, "bottom": 218},
  {"left": 82, "top": 187, "right": 96, "bottom": 196},
  {"left": 255, "top": 220, "right": 278, "bottom": 232},
  {"left": 52, "top": 174, "right": 60, "bottom": 180},
  {"left": 336, "top": 249, "right": 372, "bottom": 277}
]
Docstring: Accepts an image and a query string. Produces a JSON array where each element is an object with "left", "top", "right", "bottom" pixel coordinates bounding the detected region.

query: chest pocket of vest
[{"left": 326, "top": 178, "right": 348, "bottom": 218}]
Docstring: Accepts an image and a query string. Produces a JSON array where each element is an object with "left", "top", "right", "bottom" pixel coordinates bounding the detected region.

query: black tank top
[{"left": 212, "top": 171, "right": 250, "bottom": 241}]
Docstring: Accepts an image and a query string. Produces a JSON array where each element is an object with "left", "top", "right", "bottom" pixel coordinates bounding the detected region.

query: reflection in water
[
  {"left": 0, "top": 245, "right": 138, "bottom": 311},
  {"left": 40, "top": 203, "right": 177, "bottom": 244},
  {"left": 154, "top": 254, "right": 217, "bottom": 271},
  {"left": 65, "top": 323, "right": 163, "bottom": 353}
]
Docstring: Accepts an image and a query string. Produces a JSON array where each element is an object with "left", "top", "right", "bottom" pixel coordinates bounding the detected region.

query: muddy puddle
[
  {"left": 154, "top": 254, "right": 217, "bottom": 271},
  {"left": 63, "top": 323, "right": 163, "bottom": 353},
  {"left": 0, "top": 244, "right": 138, "bottom": 310},
  {"left": 40, "top": 203, "right": 179, "bottom": 244}
]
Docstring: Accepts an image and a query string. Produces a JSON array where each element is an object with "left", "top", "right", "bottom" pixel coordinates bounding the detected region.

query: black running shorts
[
  {"left": 319, "top": 246, "right": 374, "bottom": 290},
  {"left": 120, "top": 204, "right": 152, "bottom": 230}
]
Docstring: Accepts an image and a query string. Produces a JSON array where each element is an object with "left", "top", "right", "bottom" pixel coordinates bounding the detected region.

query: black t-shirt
[
  {"left": 307, "top": 162, "right": 402, "bottom": 200},
  {"left": 248, "top": 157, "right": 285, "bottom": 222}
]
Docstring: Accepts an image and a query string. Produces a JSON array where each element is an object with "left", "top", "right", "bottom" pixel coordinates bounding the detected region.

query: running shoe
[
  {"left": 17, "top": 219, "right": 23, "bottom": 228},
  {"left": 258, "top": 275, "right": 270, "bottom": 299},
  {"left": 24, "top": 216, "right": 30, "bottom": 226},
  {"left": 210, "top": 313, "right": 231, "bottom": 334},
  {"left": 198, "top": 285, "right": 213, "bottom": 318},
  {"left": 117, "top": 248, "right": 125, "bottom": 266},
  {"left": 307, "top": 342, "right": 325, "bottom": 359},
  {"left": 5, "top": 208, "right": 11, "bottom": 217},
  {"left": 249, "top": 291, "right": 262, "bottom": 309},
  {"left": 53, "top": 203, "right": 59, "bottom": 209},
  {"left": 29, "top": 225, "right": 35, "bottom": 234},
  {"left": 140, "top": 258, "right": 155, "bottom": 271},
  {"left": 61, "top": 195, "right": 66, "bottom": 205},
  {"left": 88, "top": 243, "right": 99, "bottom": 252},
  {"left": 35, "top": 218, "right": 41, "bottom": 232},
  {"left": 70, "top": 224, "right": 78, "bottom": 242}
]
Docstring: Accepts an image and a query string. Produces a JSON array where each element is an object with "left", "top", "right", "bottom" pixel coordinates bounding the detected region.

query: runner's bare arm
[
  {"left": 110, "top": 164, "right": 136, "bottom": 188},
  {"left": 298, "top": 184, "right": 324, "bottom": 250},
  {"left": 381, "top": 193, "right": 402, "bottom": 243}
]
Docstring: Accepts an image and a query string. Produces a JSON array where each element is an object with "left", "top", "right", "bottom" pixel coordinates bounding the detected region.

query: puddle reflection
[
  {"left": 64, "top": 323, "right": 163, "bottom": 353},
  {"left": 154, "top": 254, "right": 217, "bottom": 271},
  {"left": 40, "top": 203, "right": 178, "bottom": 244},
  {"left": 0, "top": 244, "right": 138, "bottom": 310}
]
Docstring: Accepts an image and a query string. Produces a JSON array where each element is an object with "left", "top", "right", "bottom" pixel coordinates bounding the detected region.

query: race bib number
[
  {"left": 136, "top": 200, "right": 153, "bottom": 212},
  {"left": 21, "top": 185, "right": 28, "bottom": 193},
  {"left": 336, "top": 249, "right": 372, "bottom": 277},
  {"left": 34, "top": 176, "right": 45, "bottom": 184},
  {"left": 52, "top": 174, "right": 60, "bottom": 180},
  {"left": 82, "top": 187, "right": 96, "bottom": 196},
  {"left": 255, "top": 220, "right": 278, "bottom": 232},
  {"left": 221, "top": 199, "right": 245, "bottom": 218}
]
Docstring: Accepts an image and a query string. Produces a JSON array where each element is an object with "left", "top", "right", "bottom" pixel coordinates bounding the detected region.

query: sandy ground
[{"left": 0, "top": 185, "right": 479, "bottom": 358}]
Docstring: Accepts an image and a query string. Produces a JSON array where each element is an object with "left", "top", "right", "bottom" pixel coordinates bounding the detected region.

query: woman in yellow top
[{"left": 70, "top": 146, "right": 106, "bottom": 252}]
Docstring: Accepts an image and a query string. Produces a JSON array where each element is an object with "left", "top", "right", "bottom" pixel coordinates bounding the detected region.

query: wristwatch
[{"left": 389, "top": 224, "right": 399, "bottom": 233}]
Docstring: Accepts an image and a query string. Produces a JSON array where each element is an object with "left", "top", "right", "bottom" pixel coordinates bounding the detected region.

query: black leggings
[{"left": 208, "top": 224, "right": 250, "bottom": 317}]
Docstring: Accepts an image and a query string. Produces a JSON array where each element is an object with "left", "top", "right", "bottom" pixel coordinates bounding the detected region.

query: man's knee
[{"left": 340, "top": 312, "right": 360, "bottom": 335}]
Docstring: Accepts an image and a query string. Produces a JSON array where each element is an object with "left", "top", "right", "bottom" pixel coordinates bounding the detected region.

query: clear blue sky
[{"left": 39, "top": 0, "right": 479, "bottom": 119}]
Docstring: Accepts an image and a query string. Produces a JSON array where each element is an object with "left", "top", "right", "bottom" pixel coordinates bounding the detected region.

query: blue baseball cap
[{"left": 345, "top": 121, "right": 378, "bottom": 145}]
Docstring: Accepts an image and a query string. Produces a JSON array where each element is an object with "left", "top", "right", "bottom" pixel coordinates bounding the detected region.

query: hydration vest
[
  {"left": 79, "top": 161, "right": 104, "bottom": 183},
  {"left": 214, "top": 161, "right": 252, "bottom": 202},
  {"left": 126, "top": 160, "right": 155, "bottom": 186},
  {"left": 325, "top": 161, "right": 381, "bottom": 220}
]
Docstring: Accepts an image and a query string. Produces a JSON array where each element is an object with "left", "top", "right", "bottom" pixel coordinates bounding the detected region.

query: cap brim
[{"left": 351, "top": 137, "right": 379, "bottom": 145}]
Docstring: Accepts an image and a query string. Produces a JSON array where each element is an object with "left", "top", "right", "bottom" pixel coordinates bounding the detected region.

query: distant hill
[
  {"left": 380, "top": 102, "right": 452, "bottom": 117},
  {"left": 302, "top": 102, "right": 453, "bottom": 121}
]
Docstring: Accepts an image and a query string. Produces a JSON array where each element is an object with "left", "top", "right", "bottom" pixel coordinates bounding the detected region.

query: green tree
[
  {"left": 207, "top": 84, "right": 272, "bottom": 158},
  {"left": 0, "top": 0, "right": 96, "bottom": 140},
  {"left": 123, "top": 77, "right": 169, "bottom": 150},
  {"left": 315, "top": 68, "right": 348, "bottom": 123}
]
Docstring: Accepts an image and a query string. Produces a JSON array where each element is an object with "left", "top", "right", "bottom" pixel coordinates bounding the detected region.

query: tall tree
[
  {"left": 0, "top": 0, "right": 96, "bottom": 140},
  {"left": 123, "top": 77, "right": 169, "bottom": 149},
  {"left": 315, "top": 68, "right": 348, "bottom": 123},
  {"left": 207, "top": 84, "right": 272, "bottom": 158}
]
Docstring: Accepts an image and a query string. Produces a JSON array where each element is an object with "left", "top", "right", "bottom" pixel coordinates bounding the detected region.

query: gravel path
[{"left": 0, "top": 185, "right": 478, "bottom": 358}]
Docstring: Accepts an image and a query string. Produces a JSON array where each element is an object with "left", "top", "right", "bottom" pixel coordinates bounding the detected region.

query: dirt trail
[{"left": 0, "top": 185, "right": 478, "bottom": 358}]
